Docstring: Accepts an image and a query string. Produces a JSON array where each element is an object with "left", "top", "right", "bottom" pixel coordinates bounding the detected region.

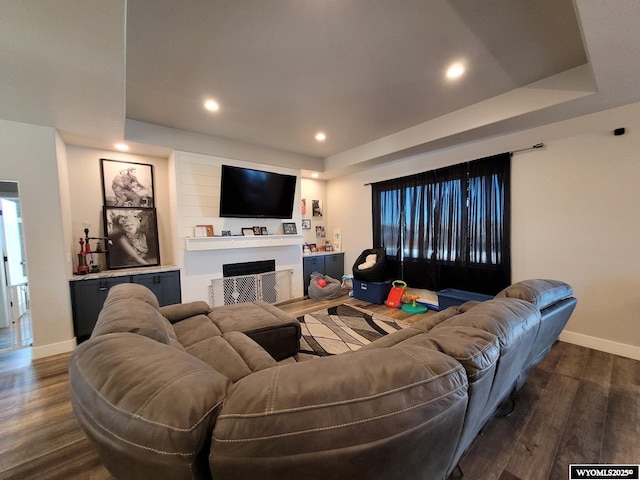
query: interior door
[{"left": 1, "top": 199, "right": 27, "bottom": 286}]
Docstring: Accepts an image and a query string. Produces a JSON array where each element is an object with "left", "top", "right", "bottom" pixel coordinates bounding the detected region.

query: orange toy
[{"left": 385, "top": 280, "right": 407, "bottom": 309}]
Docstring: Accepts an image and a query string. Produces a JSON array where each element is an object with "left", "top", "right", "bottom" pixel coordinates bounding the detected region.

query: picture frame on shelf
[
  {"left": 101, "top": 159, "right": 154, "bottom": 208},
  {"left": 195, "top": 224, "right": 214, "bottom": 237},
  {"left": 253, "top": 226, "right": 262, "bottom": 235},
  {"left": 282, "top": 222, "right": 297, "bottom": 234},
  {"left": 260, "top": 227, "right": 268, "bottom": 235},
  {"left": 103, "top": 207, "right": 160, "bottom": 270},
  {"left": 242, "top": 227, "right": 255, "bottom": 236}
]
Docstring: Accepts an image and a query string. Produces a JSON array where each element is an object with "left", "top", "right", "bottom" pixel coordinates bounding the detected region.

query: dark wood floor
[{"left": 0, "top": 293, "right": 637, "bottom": 480}]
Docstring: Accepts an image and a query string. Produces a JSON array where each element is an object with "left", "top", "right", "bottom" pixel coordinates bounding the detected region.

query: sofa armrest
[
  {"left": 211, "top": 346, "right": 468, "bottom": 480},
  {"left": 70, "top": 333, "right": 230, "bottom": 480},
  {"left": 160, "top": 301, "right": 211, "bottom": 323}
]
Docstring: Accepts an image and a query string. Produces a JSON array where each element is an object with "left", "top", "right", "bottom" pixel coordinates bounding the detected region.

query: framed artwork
[
  {"left": 312, "top": 200, "right": 323, "bottom": 217},
  {"left": 316, "top": 225, "right": 326, "bottom": 238},
  {"left": 104, "top": 207, "right": 160, "bottom": 269},
  {"left": 101, "top": 159, "right": 155, "bottom": 208},
  {"left": 301, "top": 198, "right": 307, "bottom": 216},
  {"left": 283, "top": 222, "right": 297, "bottom": 234},
  {"left": 253, "top": 226, "right": 262, "bottom": 235},
  {"left": 260, "top": 227, "right": 268, "bottom": 235},
  {"left": 242, "top": 227, "right": 255, "bottom": 236},
  {"left": 301, "top": 219, "right": 311, "bottom": 229}
]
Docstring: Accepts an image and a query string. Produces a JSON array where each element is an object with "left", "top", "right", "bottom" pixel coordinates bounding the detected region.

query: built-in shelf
[{"left": 185, "top": 234, "right": 304, "bottom": 251}]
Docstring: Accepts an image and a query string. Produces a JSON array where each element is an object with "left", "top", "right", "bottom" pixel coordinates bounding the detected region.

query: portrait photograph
[
  {"left": 312, "top": 199, "right": 323, "bottom": 217},
  {"left": 103, "top": 207, "right": 160, "bottom": 269},
  {"left": 101, "top": 158, "right": 155, "bottom": 208}
]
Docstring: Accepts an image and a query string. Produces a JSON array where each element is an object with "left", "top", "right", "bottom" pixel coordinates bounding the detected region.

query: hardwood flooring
[{"left": 0, "top": 293, "right": 637, "bottom": 480}]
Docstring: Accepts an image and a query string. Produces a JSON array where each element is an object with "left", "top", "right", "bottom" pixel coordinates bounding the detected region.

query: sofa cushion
[
  {"left": 208, "top": 301, "right": 301, "bottom": 360},
  {"left": 172, "top": 314, "right": 223, "bottom": 348},
  {"left": 160, "top": 300, "right": 211, "bottom": 323},
  {"left": 184, "top": 333, "right": 276, "bottom": 383},
  {"left": 92, "top": 298, "right": 174, "bottom": 346},
  {"left": 412, "top": 306, "right": 464, "bottom": 332},
  {"left": 208, "top": 301, "right": 298, "bottom": 333},
  {"left": 495, "top": 279, "right": 573, "bottom": 310}
]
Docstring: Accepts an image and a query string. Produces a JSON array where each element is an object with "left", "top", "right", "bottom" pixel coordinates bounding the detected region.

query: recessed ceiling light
[
  {"left": 315, "top": 132, "right": 326, "bottom": 141},
  {"left": 446, "top": 61, "right": 466, "bottom": 80},
  {"left": 204, "top": 99, "right": 220, "bottom": 112},
  {"left": 114, "top": 143, "right": 129, "bottom": 151}
]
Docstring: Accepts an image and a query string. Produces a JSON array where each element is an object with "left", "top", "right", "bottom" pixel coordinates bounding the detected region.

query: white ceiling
[{"left": 2, "top": 1, "right": 640, "bottom": 177}]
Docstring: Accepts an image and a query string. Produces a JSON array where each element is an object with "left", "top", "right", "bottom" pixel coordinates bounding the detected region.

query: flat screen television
[{"left": 219, "top": 165, "right": 297, "bottom": 219}]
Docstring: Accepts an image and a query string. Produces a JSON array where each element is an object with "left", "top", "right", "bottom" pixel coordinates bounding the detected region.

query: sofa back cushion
[
  {"left": 211, "top": 346, "right": 468, "bottom": 480},
  {"left": 103, "top": 282, "right": 160, "bottom": 309},
  {"left": 434, "top": 298, "right": 540, "bottom": 423},
  {"left": 92, "top": 297, "right": 176, "bottom": 346},
  {"left": 495, "top": 279, "right": 573, "bottom": 310}
]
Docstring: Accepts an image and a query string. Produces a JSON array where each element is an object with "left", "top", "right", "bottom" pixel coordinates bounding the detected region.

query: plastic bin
[
  {"left": 352, "top": 279, "right": 392, "bottom": 304},
  {"left": 437, "top": 289, "right": 493, "bottom": 310}
]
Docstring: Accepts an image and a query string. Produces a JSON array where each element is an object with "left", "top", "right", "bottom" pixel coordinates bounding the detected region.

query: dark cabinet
[
  {"left": 133, "top": 272, "right": 182, "bottom": 306},
  {"left": 302, "top": 253, "right": 344, "bottom": 295},
  {"left": 70, "top": 269, "right": 181, "bottom": 341}
]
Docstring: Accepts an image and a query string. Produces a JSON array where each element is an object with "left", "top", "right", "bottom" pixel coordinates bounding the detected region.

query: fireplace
[
  {"left": 210, "top": 260, "right": 292, "bottom": 306},
  {"left": 223, "top": 260, "right": 275, "bottom": 277}
]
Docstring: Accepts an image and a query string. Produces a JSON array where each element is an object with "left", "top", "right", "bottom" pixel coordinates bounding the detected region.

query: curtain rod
[
  {"left": 363, "top": 144, "right": 544, "bottom": 186},
  {"left": 511, "top": 143, "right": 544, "bottom": 154}
]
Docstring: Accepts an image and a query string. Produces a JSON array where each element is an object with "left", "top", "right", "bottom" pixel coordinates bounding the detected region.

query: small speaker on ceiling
[{"left": 614, "top": 127, "right": 626, "bottom": 136}]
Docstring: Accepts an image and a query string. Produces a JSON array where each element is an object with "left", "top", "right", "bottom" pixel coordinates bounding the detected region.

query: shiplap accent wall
[{"left": 170, "top": 151, "right": 304, "bottom": 303}]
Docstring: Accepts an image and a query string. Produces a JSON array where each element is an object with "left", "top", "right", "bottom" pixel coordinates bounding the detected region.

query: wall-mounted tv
[{"left": 219, "top": 165, "right": 297, "bottom": 219}]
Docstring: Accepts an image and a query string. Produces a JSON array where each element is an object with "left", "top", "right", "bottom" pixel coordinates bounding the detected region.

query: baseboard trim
[
  {"left": 559, "top": 330, "right": 640, "bottom": 361},
  {"left": 31, "top": 338, "right": 77, "bottom": 360}
]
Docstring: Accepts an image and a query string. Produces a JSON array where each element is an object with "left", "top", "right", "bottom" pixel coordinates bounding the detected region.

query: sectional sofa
[{"left": 69, "top": 279, "right": 576, "bottom": 480}]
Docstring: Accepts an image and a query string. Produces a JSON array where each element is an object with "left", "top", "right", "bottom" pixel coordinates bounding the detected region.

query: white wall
[
  {"left": 327, "top": 101, "right": 640, "bottom": 360},
  {"left": 65, "top": 146, "right": 173, "bottom": 271},
  {"left": 0, "top": 119, "right": 75, "bottom": 358},
  {"left": 300, "top": 178, "right": 329, "bottom": 247}
]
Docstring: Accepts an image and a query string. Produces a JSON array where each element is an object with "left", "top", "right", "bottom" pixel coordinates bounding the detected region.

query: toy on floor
[
  {"left": 401, "top": 294, "right": 429, "bottom": 314},
  {"left": 385, "top": 280, "right": 407, "bottom": 308}
]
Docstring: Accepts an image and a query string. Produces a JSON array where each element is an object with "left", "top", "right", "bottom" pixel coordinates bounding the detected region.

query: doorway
[{"left": 0, "top": 181, "right": 32, "bottom": 353}]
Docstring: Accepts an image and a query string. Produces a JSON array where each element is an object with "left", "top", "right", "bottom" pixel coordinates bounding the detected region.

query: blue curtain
[{"left": 371, "top": 153, "right": 511, "bottom": 295}]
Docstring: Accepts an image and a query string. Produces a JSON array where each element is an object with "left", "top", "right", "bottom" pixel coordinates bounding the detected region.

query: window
[{"left": 372, "top": 153, "right": 511, "bottom": 294}]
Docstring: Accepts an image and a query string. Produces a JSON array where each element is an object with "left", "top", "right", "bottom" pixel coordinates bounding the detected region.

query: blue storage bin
[
  {"left": 437, "top": 289, "right": 493, "bottom": 310},
  {"left": 352, "top": 279, "right": 392, "bottom": 304}
]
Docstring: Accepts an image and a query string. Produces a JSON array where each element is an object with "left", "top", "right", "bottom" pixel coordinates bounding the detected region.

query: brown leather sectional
[{"left": 69, "top": 279, "right": 576, "bottom": 480}]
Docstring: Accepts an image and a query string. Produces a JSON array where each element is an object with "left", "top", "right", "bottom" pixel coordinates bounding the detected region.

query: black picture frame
[
  {"left": 283, "top": 222, "right": 297, "bottom": 234},
  {"left": 101, "top": 158, "right": 155, "bottom": 208},
  {"left": 103, "top": 207, "right": 160, "bottom": 269}
]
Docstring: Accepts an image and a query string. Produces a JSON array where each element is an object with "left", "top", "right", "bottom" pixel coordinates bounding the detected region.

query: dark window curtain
[{"left": 372, "top": 153, "right": 511, "bottom": 295}]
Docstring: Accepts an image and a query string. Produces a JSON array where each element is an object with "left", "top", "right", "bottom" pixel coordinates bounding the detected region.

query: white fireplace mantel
[{"left": 185, "top": 234, "right": 303, "bottom": 251}]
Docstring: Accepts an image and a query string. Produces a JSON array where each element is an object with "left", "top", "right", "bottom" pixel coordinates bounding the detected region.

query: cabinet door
[
  {"left": 70, "top": 277, "right": 128, "bottom": 339},
  {"left": 133, "top": 271, "right": 181, "bottom": 306},
  {"left": 302, "top": 256, "right": 325, "bottom": 295},
  {"left": 324, "top": 253, "right": 345, "bottom": 281}
]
